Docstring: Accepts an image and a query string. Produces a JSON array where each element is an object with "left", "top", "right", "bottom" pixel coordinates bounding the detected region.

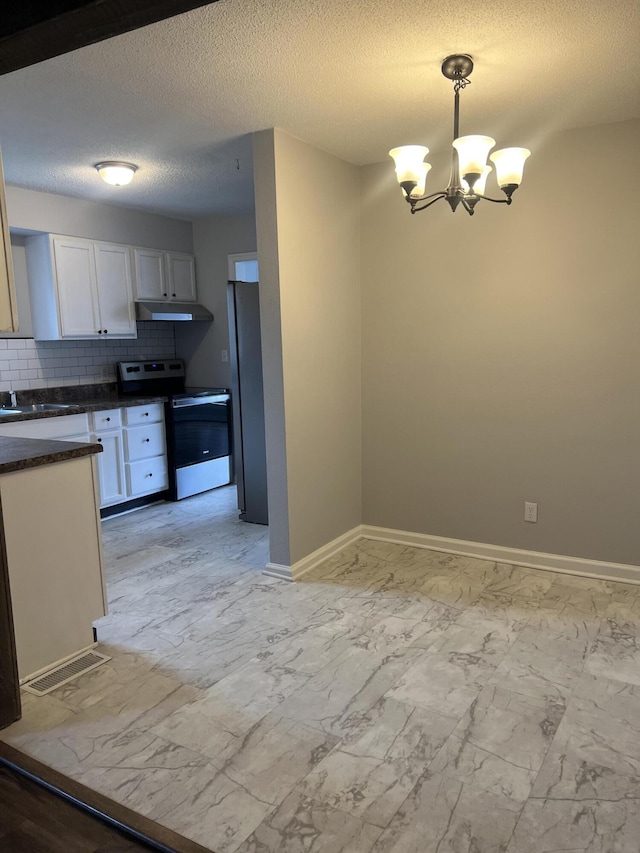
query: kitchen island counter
[{"left": 0, "top": 435, "right": 102, "bottom": 475}]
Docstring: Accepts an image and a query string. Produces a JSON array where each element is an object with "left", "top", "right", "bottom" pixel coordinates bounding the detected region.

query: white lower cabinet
[
  {"left": 91, "top": 402, "right": 168, "bottom": 506},
  {"left": 90, "top": 408, "right": 125, "bottom": 508},
  {"left": 0, "top": 406, "right": 168, "bottom": 511},
  {"left": 123, "top": 404, "right": 168, "bottom": 497},
  {"left": 93, "top": 430, "right": 126, "bottom": 507},
  {"left": 0, "top": 413, "right": 90, "bottom": 442},
  {"left": 127, "top": 455, "right": 168, "bottom": 496}
]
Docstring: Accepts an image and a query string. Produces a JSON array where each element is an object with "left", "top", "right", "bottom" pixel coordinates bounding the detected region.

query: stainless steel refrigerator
[{"left": 227, "top": 280, "right": 268, "bottom": 524}]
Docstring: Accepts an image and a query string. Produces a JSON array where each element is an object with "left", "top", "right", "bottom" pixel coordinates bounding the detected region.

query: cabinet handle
[
  {"left": 106, "top": 417, "right": 111, "bottom": 422},
  {"left": 104, "top": 329, "right": 108, "bottom": 334},
  {"left": 146, "top": 472, "right": 153, "bottom": 477},
  {"left": 97, "top": 329, "right": 102, "bottom": 334},
  {"left": 144, "top": 438, "right": 150, "bottom": 443},
  {"left": 172, "top": 293, "right": 176, "bottom": 297},
  {"left": 97, "top": 438, "right": 102, "bottom": 443},
  {"left": 163, "top": 292, "right": 167, "bottom": 297},
  {"left": 143, "top": 412, "right": 149, "bottom": 417}
]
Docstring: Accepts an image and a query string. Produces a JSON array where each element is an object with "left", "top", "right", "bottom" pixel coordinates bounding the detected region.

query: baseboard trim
[
  {"left": 361, "top": 525, "right": 640, "bottom": 586},
  {"left": 263, "top": 562, "right": 295, "bottom": 582},
  {"left": 264, "top": 526, "right": 363, "bottom": 582}
]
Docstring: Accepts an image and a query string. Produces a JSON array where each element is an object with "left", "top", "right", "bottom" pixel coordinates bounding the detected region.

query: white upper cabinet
[
  {"left": 53, "top": 238, "right": 100, "bottom": 337},
  {"left": 133, "top": 248, "right": 166, "bottom": 300},
  {"left": 133, "top": 247, "right": 197, "bottom": 303},
  {"left": 25, "top": 234, "right": 136, "bottom": 340},
  {"left": 0, "top": 150, "right": 18, "bottom": 332},
  {"left": 165, "top": 252, "right": 196, "bottom": 301},
  {"left": 93, "top": 243, "right": 136, "bottom": 336}
]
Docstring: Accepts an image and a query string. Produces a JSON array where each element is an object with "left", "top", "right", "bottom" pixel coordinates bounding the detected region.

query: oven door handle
[{"left": 171, "top": 396, "right": 229, "bottom": 408}]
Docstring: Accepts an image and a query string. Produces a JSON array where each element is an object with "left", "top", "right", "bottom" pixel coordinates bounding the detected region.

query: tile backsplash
[{"left": 0, "top": 322, "right": 176, "bottom": 391}]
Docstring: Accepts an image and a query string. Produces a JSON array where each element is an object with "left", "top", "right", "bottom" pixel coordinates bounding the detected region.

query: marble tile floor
[{"left": 3, "top": 489, "right": 640, "bottom": 852}]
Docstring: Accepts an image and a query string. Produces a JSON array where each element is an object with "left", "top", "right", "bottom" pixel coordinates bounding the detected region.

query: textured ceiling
[{"left": 0, "top": 0, "right": 638, "bottom": 220}]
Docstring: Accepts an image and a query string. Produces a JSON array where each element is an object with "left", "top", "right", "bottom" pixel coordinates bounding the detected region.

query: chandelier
[{"left": 389, "top": 55, "right": 530, "bottom": 215}]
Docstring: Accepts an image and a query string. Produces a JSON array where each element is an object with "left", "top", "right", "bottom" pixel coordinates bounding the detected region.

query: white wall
[
  {"left": 175, "top": 214, "right": 256, "bottom": 388},
  {"left": 6, "top": 186, "right": 193, "bottom": 252},
  {"left": 254, "top": 129, "right": 362, "bottom": 568},
  {"left": 360, "top": 118, "right": 640, "bottom": 567}
]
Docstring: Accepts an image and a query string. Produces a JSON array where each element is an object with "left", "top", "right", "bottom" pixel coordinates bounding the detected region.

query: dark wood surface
[
  {"left": 0, "top": 0, "right": 220, "bottom": 76},
  {"left": 0, "top": 762, "right": 152, "bottom": 851},
  {"left": 0, "top": 743, "right": 213, "bottom": 853}
]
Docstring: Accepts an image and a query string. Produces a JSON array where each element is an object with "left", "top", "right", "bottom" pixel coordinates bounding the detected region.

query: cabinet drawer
[
  {"left": 124, "top": 422, "right": 165, "bottom": 461},
  {"left": 0, "top": 412, "right": 90, "bottom": 440},
  {"left": 126, "top": 456, "right": 168, "bottom": 496},
  {"left": 123, "top": 403, "right": 164, "bottom": 426},
  {"left": 90, "top": 408, "right": 122, "bottom": 431}
]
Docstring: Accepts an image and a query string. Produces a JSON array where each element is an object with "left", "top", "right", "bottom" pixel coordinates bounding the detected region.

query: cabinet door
[
  {"left": 94, "top": 243, "right": 136, "bottom": 337},
  {"left": 94, "top": 430, "right": 126, "bottom": 507},
  {"left": 166, "top": 252, "right": 196, "bottom": 302},
  {"left": 52, "top": 238, "right": 101, "bottom": 338},
  {"left": 133, "top": 248, "right": 167, "bottom": 301},
  {"left": 0, "top": 149, "right": 17, "bottom": 332}
]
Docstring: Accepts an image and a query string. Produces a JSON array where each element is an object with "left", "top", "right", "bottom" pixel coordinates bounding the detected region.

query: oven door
[{"left": 170, "top": 398, "right": 231, "bottom": 468}]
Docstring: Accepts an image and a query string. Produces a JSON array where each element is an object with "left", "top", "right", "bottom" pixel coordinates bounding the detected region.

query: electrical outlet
[
  {"left": 524, "top": 501, "right": 538, "bottom": 523},
  {"left": 221, "top": 349, "right": 229, "bottom": 363}
]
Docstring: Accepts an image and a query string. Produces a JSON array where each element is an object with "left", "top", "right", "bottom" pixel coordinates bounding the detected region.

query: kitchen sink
[
  {"left": 0, "top": 403, "right": 77, "bottom": 416},
  {"left": 15, "top": 403, "right": 76, "bottom": 412}
]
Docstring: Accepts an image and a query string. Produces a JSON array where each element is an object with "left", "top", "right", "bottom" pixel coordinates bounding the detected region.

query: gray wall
[
  {"left": 175, "top": 213, "right": 256, "bottom": 388},
  {"left": 254, "top": 129, "right": 362, "bottom": 567},
  {"left": 361, "top": 118, "right": 640, "bottom": 566}
]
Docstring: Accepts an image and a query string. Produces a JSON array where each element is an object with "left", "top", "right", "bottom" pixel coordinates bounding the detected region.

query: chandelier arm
[
  {"left": 460, "top": 197, "right": 475, "bottom": 216},
  {"left": 410, "top": 193, "right": 447, "bottom": 213},
  {"left": 479, "top": 195, "right": 513, "bottom": 205},
  {"left": 408, "top": 189, "right": 448, "bottom": 204}
]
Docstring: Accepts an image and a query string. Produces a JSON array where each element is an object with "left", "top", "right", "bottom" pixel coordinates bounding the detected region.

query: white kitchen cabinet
[
  {"left": 0, "top": 405, "right": 169, "bottom": 510},
  {"left": 123, "top": 403, "right": 168, "bottom": 497},
  {"left": 165, "top": 252, "right": 197, "bottom": 301},
  {"left": 0, "top": 412, "right": 90, "bottom": 441},
  {"left": 133, "top": 248, "right": 166, "bottom": 300},
  {"left": 133, "top": 247, "right": 197, "bottom": 303},
  {"left": 0, "top": 148, "right": 18, "bottom": 332},
  {"left": 25, "top": 234, "right": 137, "bottom": 340},
  {"left": 89, "top": 409, "right": 125, "bottom": 507},
  {"left": 93, "top": 430, "right": 126, "bottom": 507}
]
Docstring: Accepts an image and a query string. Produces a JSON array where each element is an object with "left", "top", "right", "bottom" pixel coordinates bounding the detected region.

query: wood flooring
[{"left": 0, "top": 761, "right": 155, "bottom": 852}]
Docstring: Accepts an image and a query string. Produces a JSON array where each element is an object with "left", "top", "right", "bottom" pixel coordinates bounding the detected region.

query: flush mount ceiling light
[
  {"left": 94, "top": 161, "right": 137, "bottom": 186},
  {"left": 389, "top": 55, "right": 530, "bottom": 216}
]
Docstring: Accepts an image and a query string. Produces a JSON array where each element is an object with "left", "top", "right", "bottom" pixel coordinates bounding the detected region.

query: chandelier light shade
[
  {"left": 489, "top": 147, "right": 531, "bottom": 189},
  {"left": 389, "top": 145, "right": 430, "bottom": 186},
  {"left": 389, "top": 55, "right": 531, "bottom": 216},
  {"left": 94, "top": 161, "right": 137, "bottom": 186}
]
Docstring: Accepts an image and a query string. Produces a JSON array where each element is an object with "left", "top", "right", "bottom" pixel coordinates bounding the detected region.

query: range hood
[{"left": 135, "top": 301, "right": 213, "bottom": 322}]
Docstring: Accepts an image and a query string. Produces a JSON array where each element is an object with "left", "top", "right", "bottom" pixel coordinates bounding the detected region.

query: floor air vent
[{"left": 22, "top": 651, "right": 112, "bottom": 696}]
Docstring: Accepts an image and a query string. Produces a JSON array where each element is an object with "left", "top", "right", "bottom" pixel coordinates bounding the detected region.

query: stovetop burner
[{"left": 117, "top": 359, "right": 229, "bottom": 400}]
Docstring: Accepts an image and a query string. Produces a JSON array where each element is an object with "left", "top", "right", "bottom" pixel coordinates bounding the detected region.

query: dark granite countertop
[
  {"left": 0, "top": 394, "right": 167, "bottom": 423},
  {"left": 0, "top": 436, "right": 103, "bottom": 475}
]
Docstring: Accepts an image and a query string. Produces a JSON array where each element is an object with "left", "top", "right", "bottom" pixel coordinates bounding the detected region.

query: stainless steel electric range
[{"left": 117, "top": 359, "right": 232, "bottom": 500}]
